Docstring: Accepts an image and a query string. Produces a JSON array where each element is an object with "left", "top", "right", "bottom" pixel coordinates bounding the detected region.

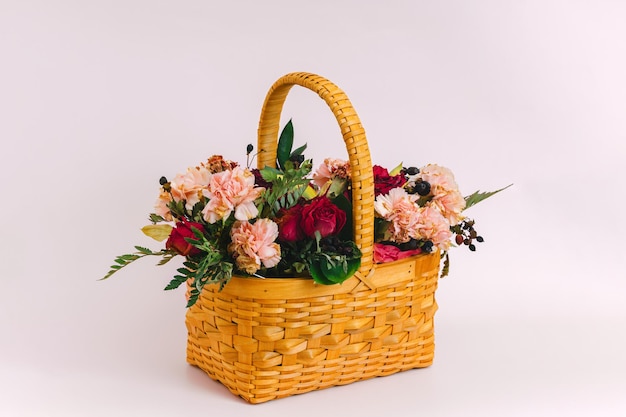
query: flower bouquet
[
  {"left": 103, "top": 124, "right": 503, "bottom": 306},
  {"left": 102, "top": 72, "right": 507, "bottom": 403}
]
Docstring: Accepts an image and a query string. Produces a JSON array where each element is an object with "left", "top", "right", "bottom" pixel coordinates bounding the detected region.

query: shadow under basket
[
  {"left": 184, "top": 72, "right": 442, "bottom": 403},
  {"left": 185, "top": 251, "right": 440, "bottom": 404}
]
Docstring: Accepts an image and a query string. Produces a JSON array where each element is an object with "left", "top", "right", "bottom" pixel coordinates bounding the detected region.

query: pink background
[{"left": 1, "top": 1, "right": 625, "bottom": 415}]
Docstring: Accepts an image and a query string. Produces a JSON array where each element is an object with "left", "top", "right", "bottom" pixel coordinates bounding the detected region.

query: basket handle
[{"left": 257, "top": 72, "right": 375, "bottom": 277}]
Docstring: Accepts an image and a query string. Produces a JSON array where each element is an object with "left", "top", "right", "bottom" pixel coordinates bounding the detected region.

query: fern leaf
[{"left": 164, "top": 275, "right": 187, "bottom": 291}]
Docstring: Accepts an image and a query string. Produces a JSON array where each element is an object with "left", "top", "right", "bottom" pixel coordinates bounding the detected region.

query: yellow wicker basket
[{"left": 185, "top": 72, "right": 441, "bottom": 404}]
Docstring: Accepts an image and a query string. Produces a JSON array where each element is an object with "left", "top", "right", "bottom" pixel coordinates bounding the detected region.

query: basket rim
[{"left": 198, "top": 250, "right": 440, "bottom": 299}]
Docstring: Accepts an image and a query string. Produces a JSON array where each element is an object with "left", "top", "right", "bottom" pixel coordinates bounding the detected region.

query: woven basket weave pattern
[{"left": 185, "top": 72, "right": 441, "bottom": 403}]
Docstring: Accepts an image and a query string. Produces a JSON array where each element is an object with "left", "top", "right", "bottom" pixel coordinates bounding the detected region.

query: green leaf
[
  {"left": 440, "top": 251, "right": 450, "bottom": 278},
  {"left": 308, "top": 261, "right": 336, "bottom": 285},
  {"left": 389, "top": 162, "right": 404, "bottom": 176},
  {"left": 331, "top": 193, "right": 353, "bottom": 241},
  {"left": 164, "top": 275, "right": 188, "bottom": 291},
  {"left": 149, "top": 213, "right": 166, "bottom": 223},
  {"left": 327, "top": 177, "right": 349, "bottom": 199},
  {"left": 187, "top": 287, "right": 200, "bottom": 308},
  {"left": 176, "top": 267, "right": 193, "bottom": 277},
  {"left": 259, "top": 166, "right": 281, "bottom": 182},
  {"left": 141, "top": 224, "right": 173, "bottom": 242},
  {"left": 277, "top": 119, "right": 294, "bottom": 171},
  {"left": 308, "top": 252, "right": 361, "bottom": 285},
  {"left": 157, "top": 253, "right": 176, "bottom": 266},
  {"left": 100, "top": 248, "right": 170, "bottom": 280},
  {"left": 290, "top": 143, "right": 307, "bottom": 158},
  {"left": 464, "top": 184, "right": 512, "bottom": 210},
  {"left": 134, "top": 246, "right": 154, "bottom": 254}
]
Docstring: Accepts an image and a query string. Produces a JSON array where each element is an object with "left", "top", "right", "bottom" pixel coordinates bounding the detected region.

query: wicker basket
[{"left": 185, "top": 72, "right": 441, "bottom": 404}]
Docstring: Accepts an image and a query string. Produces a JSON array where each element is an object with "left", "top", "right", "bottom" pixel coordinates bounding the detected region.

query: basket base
[
  {"left": 186, "top": 331, "right": 436, "bottom": 403},
  {"left": 185, "top": 252, "right": 440, "bottom": 404}
]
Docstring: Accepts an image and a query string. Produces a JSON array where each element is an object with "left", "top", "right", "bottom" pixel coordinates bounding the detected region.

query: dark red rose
[
  {"left": 251, "top": 168, "right": 272, "bottom": 189},
  {"left": 277, "top": 204, "right": 305, "bottom": 242},
  {"left": 166, "top": 220, "right": 204, "bottom": 256},
  {"left": 301, "top": 196, "right": 346, "bottom": 239},
  {"left": 373, "top": 165, "right": 407, "bottom": 196}
]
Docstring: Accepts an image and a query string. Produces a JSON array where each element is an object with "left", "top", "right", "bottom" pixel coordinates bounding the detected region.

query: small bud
[
  {"left": 476, "top": 236, "right": 484, "bottom": 243},
  {"left": 246, "top": 144, "right": 254, "bottom": 154},
  {"left": 159, "top": 176, "right": 168, "bottom": 186},
  {"left": 469, "top": 244, "right": 476, "bottom": 251}
]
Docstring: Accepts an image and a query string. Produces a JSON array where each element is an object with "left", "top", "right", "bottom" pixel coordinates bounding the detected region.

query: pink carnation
[
  {"left": 414, "top": 206, "right": 453, "bottom": 250},
  {"left": 416, "top": 164, "right": 459, "bottom": 197},
  {"left": 154, "top": 190, "right": 173, "bottom": 221},
  {"left": 431, "top": 189, "right": 466, "bottom": 226},
  {"left": 374, "top": 188, "right": 421, "bottom": 243},
  {"left": 416, "top": 164, "right": 466, "bottom": 226},
  {"left": 228, "top": 219, "right": 281, "bottom": 274},
  {"left": 202, "top": 166, "right": 264, "bottom": 223},
  {"left": 312, "top": 158, "right": 351, "bottom": 188},
  {"left": 169, "top": 165, "right": 213, "bottom": 209}
]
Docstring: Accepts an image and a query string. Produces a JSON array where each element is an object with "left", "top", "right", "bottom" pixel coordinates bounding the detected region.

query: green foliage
[
  {"left": 258, "top": 160, "right": 313, "bottom": 217},
  {"left": 465, "top": 184, "right": 512, "bottom": 210},
  {"left": 257, "top": 119, "right": 313, "bottom": 216},
  {"left": 182, "top": 259, "right": 233, "bottom": 308},
  {"left": 171, "top": 226, "right": 235, "bottom": 307},
  {"left": 100, "top": 246, "right": 171, "bottom": 280}
]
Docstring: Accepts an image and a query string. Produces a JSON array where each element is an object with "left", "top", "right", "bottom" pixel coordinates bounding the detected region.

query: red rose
[
  {"left": 373, "top": 165, "right": 407, "bottom": 196},
  {"left": 301, "top": 196, "right": 346, "bottom": 238},
  {"left": 277, "top": 204, "right": 305, "bottom": 242},
  {"left": 166, "top": 220, "right": 204, "bottom": 256}
]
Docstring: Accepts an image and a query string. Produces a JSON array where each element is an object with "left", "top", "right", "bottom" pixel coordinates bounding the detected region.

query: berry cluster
[
  {"left": 402, "top": 166, "right": 431, "bottom": 197},
  {"left": 396, "top": 238, "right": 434, "bottom": 253},
  {"left": 319, "top": 236, "right": 355, "bottom": 256},
  {"left": 452, "top": 219, "right": 484, "bottom": 251}
]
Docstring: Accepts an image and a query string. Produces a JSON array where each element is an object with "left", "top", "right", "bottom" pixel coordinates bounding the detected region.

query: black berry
[{"left": 415, "top": 181, "right": 431, "bottom": 196}]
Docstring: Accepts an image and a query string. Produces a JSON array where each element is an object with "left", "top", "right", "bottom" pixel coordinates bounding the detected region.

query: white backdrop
[{"left": 1, "top": 1, "right": 625, "bottom": 416}]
